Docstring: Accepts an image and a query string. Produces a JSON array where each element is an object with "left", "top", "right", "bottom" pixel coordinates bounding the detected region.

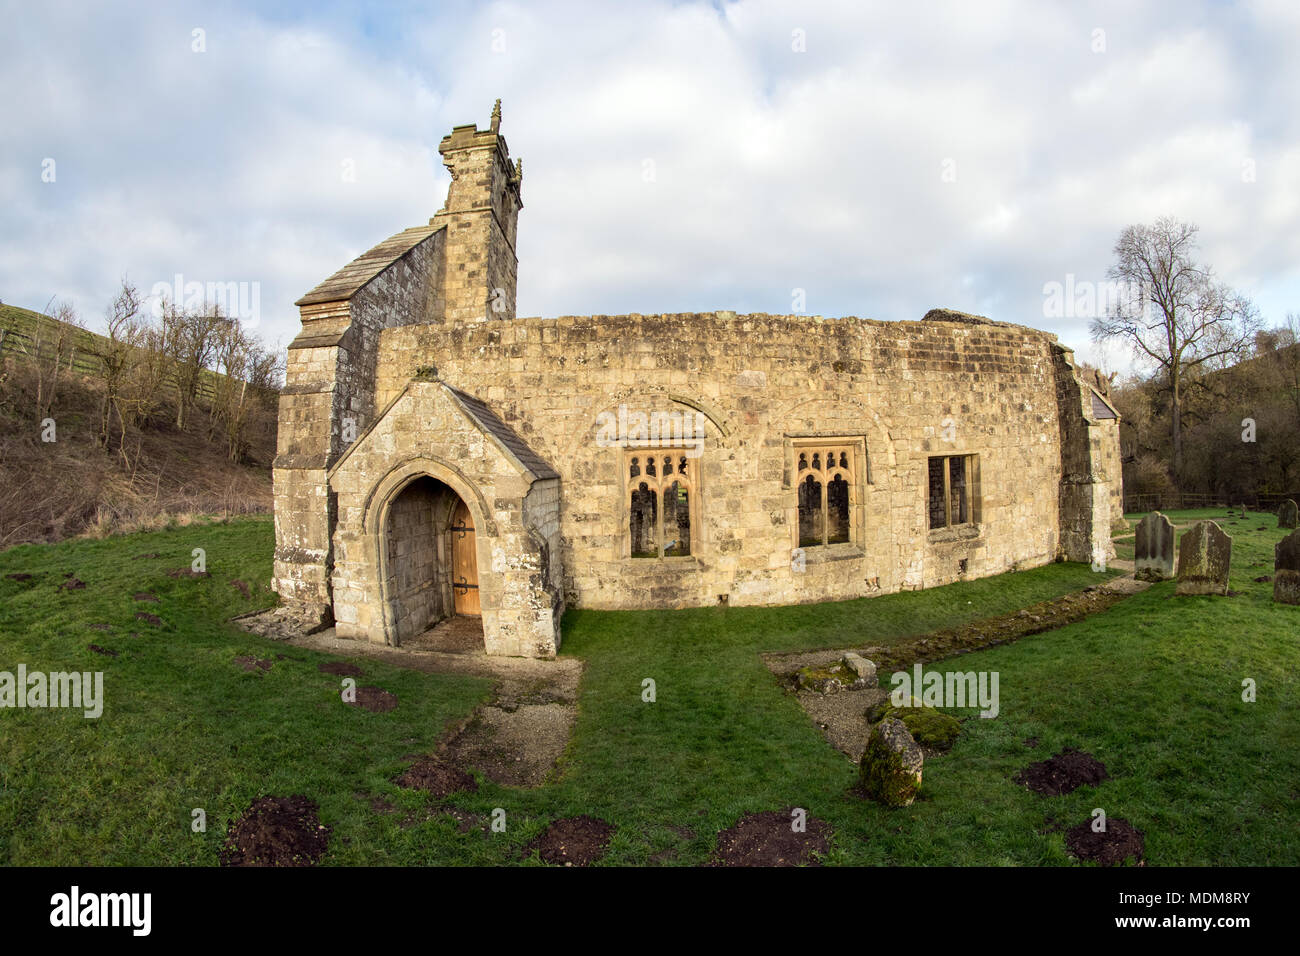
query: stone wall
[
  {"left": 371, "top": 310, "right": 1109, "bottom": 612},
  {"left": 1053, "top": 343, "right": 1118, "bottom": 564},
  {"left": 271, "top": 228, "right": 445, "bottom": 618}
]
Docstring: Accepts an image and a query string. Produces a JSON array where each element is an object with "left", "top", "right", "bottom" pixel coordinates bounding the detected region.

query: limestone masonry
[{"left": 272, "top": 102, "right": 1123, "bottom": 658}]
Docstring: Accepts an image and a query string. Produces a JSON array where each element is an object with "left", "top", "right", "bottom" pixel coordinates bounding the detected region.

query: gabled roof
[
  {"left": 1090, "top": 388, "right": 1119, "bottom": 421},
  {"left": 327, "top": 379, "right": 559, "bottom": 484},
  {"left": 445, "top": 386, "right": 559, "bottom": 480},
  {"left": 295, "top": 224, "right": 443, "bottom": 307}
]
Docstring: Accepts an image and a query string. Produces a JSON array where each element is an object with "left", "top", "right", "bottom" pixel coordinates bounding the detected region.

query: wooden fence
[
  {"left": 0, "top": 306, "right": 271, "bottom": 406},
  {"left": 1124, "top": 491, "right": 1300, "bottom": 514}
]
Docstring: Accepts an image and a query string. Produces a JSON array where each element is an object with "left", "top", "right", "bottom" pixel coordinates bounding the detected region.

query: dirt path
[{"left": 241, "top": 613, "right": 582, "bottom": 788}]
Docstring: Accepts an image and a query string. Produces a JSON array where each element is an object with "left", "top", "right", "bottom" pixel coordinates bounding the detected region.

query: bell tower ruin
[
  {"left": 429, "top": 98, "right": 523, "bottom": 323},
  {"left": 271, "top": 102, "right": 525, "bottom": 630}
]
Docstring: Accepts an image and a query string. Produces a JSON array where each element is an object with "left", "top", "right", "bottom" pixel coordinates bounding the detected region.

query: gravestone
[
  {"left": 1176, "top": 520, "right": 1232, "bottom": 596},
  {"left": 1274, "top": 529, "right": 1300, "bottom": 606},
  {"left": 1278, "top": 499, "right": 1299, "bottom": 530},
  {"left": 859, "top": 717, "right": 923, "bottom": 807},
  {"left": 1134, "top": 511, "right": 1175, "bottom": 580}
]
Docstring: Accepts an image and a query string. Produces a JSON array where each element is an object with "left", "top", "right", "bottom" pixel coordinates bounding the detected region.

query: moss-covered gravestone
[
  {"left": 859, "top": 717, "right": 923, "bottom": 807},
  {"left": 1274, "top": 529, "right": 1300, "bottom": 606},
  {"left": 866, "top": 698, "right": 961, "bottom": 751},
  {"left": 1135, "top": 511, "right": 1175, "bottom": 580},
  {"left": 1176, "top": 520, "right": 1232, "bottom": 596},
  {"left": 1279, "top": 499, "right": 1299, "bottom": 530}
]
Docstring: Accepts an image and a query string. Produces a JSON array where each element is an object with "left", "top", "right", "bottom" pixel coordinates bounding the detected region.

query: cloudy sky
[{"left": 3, "top": 0, "right": 1298, "bottom": 369}]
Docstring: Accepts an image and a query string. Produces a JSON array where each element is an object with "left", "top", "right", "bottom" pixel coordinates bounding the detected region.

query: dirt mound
[
  {"left": 58, "top": 577, "right": 86, "bottom": 591},
  {"left": 219, "top": 795, "right": 330, "bottom": 867},
  {"left": 135, "top": 612, "right": 162, "bottom": 626},
  {"left": 1016, "top": 748, "right": 1110, "bottom": 796},
  {"left": 167, "top": 568, "right": 210, "bottom": 579},
  {"left": 395, "top": 755, "right": 477, "bottom": 797},
  {"left": 5, "top": 572, "right": 33, "bottom": 582},
  {"left": 348, "top": 686, "right": 397, "bottom": 712},
  {"left": 133, "top": 592, "right": 158, "bottom": 602},
  {"left": 318, "top": 661, "right": 363, "bottom": 677},
  {"left": 234, "top": 655, "right": 272, "bottom": 672},
  {"left": 1065, "top": 817, "right": 1145, "bottom": 866},
  {"left": 87, "top": 644, "right": 117, "bottom": 657},
  {"left": 528, "top": 816, "right": 614, "bottom": 866},
  {"left": 230, "top": 579, "right": 251, "bottom": 598},
  {"left": 711, "top": 809, "right": 831, "bottom": 866}
]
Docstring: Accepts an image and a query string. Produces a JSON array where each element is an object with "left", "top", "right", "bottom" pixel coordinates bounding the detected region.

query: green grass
[
  {"left": 0, "top": 516, "right": 491, "bottom": 865},
  {"left": 2, "top": 509, "right": 1296, "bottom": 865}
]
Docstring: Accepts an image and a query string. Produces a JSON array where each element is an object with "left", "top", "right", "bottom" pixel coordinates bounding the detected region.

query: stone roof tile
[
  {"left": 445, "top": 386, "right": 559, "bottom": 480},
  {"left": 295, "top": 225, "right": 443, "bottom": 307}
]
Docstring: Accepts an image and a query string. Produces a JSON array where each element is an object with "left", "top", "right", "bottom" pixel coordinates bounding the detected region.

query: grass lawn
[
  {"left": 0, "top": 517, "right": 491, "bottom": 865},
  {"left": 1, "top": 509, "right": 1296, "bottom": 865}
]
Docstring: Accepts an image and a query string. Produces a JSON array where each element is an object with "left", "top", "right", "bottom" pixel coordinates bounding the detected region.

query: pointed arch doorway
[{"left": 379, "top": 475, "right": 482, "bottom": 648}]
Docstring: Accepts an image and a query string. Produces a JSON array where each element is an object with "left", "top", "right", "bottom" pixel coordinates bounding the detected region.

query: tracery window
[
  {"left": 628, "top": 451, "right": 695, "bottom": 558},
  {"left": 796, "top": 444, "right": 855, "bottom": 547}
]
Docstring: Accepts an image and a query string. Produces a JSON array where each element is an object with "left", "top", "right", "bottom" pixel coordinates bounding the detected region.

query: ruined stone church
[{"left": 272, "top": 102, "right": 1122, "bottom": 659}]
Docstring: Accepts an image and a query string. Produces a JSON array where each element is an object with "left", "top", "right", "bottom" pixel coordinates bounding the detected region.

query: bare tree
[
  {"left": 160, "top": 300, "right": 224, "bottom": 430},
  {"left": 225, "top": 341, "right": 280, "bottom": 463},
  {"left": 1268, "top": 314, "right": 1300, "bottom": 426},
  {"left": 1091, "top": 217, "right": 1261, "bottom": 488},
  {"left": 18, "top": 297, "right": 84, "bottom": 423},
  {"left": 95, "top": 278, "right": 143, "bottom": 451},
  {"left": 204, "top": 315, "right": 281, "bottom": 461}
]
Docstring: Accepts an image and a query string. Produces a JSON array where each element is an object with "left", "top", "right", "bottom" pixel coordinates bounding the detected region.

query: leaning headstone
[
  {"left": 1274, "top": 529, "right": 1300, "bottom": 606},
  {"left": 1176, "top": 520, "right": 1232, "bottom": 596},
  {"left": 1134, "top": 511, "right": 1175, "bottom": 581},
  {"left": 1278, "top": 499, "right": 1299, "bottom": 530},
  {"left": 859, "top": 717, "right": 923, "bottom": 807}
]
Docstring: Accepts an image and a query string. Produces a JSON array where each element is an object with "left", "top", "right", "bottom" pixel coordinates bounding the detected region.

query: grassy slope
[
  {"left": 0, "top": 517, "right": 491, "bottom": 865},
  {"left": 1, "top": 509, "right": 1295, "bottom": 865},
  {"left": 0, "top": 303, "right": 252, "bottom": 405},
  {"left": 0, "top": 304, "right": 275, "bottom": 546}
]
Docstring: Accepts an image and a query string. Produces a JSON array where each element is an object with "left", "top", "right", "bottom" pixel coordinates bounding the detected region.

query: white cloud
[{"left": 2, "top": 0, "right": 1297, "bottom": 371}]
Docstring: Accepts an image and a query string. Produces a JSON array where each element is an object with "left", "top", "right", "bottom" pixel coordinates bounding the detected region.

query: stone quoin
[{"left": 271, "top": 102, "right": 1124, "bottom": 658}]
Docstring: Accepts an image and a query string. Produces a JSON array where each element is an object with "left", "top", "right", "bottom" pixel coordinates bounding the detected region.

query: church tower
[{"left": 430, "top": 99, "right": 523, "bottom": 322}]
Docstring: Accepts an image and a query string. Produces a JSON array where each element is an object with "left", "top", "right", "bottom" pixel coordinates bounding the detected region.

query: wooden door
[{"left": 451, "top": 500, "right": 480, "bottom": 616}]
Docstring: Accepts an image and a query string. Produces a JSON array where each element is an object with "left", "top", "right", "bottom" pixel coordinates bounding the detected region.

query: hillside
[{"left": 0, "top": 303, "right": 276, "bottom": 547}]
